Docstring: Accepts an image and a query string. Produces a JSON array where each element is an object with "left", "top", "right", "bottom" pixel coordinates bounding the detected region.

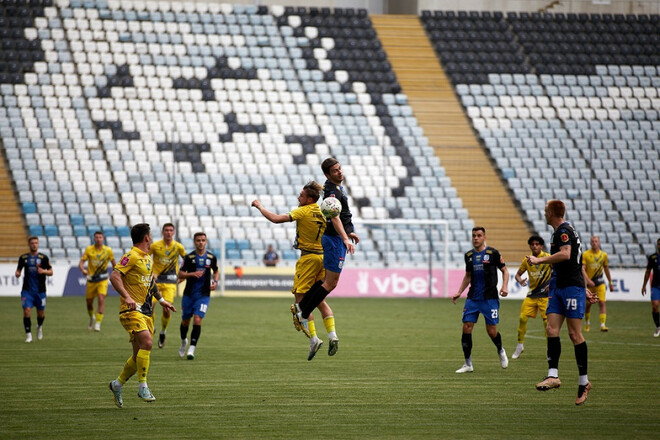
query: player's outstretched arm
[{"left": 251, "top": 200, "right": 291, "bottom": 224}]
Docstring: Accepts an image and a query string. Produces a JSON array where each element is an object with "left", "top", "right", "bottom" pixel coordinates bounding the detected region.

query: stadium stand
[
  {"left": 422, "top": 10, "right": 660, "bottom": 267},
  {"left": 0, "top": 0, "right": 471, "bottom": 265}
]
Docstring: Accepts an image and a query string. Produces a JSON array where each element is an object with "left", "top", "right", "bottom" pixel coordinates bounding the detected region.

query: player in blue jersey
[
  {"left": 177, "top": 232, "right": 219, "bottom": 360},
  {"left": 452, "top": 227, "right": 509, "bottom": 373},
  {"left": 293, "top": 158, "right": 356, "bottom": 355},
  {"left": 16, "top": 236, "right": 53, "bottom": 343},
  {"left": 528, "top": 200, "right": 596, "bottom": 405},
  {"left": 641, "top": 237, "right": 660, "bottom": 337}
]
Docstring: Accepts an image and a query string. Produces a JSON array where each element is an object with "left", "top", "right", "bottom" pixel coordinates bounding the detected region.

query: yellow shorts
[
  {"left": 85, "top": 281, "right": 108, "bottom": 299},
  {"left": 119, "top": 311, "right": 154, "bottom": 342},
  {"left": 588, "top": 283, "right": 607, "bottom": 302},
  {"left": 152, "top": 283, "right": 177, "bottom": 304},
  {"left": 292, "top": 253, "right": 324, "bottom": 295},
  {"left": 520, "top": 296, "right": 549, "bottom": 319}
]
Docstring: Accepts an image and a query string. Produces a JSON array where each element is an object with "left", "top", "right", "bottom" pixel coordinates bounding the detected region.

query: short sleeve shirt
[
  {"left": 465, "top": 247, "right": 505, "bottom": 300},
  {"left": 550, "top": 222, "right": 584, "bottom": 289},
  {"left": 82, "top": 245, "right": 114, "bottom": 283},
  {"left": 114, "top": 247, "right": 154, "bottom": 315}
]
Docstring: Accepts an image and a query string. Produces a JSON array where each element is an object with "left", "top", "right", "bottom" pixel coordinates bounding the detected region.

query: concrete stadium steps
[
  {"left": 372, "top": 14, "right": 531, "bottom": 262},
  {"left": 0, "top": 149, "right": 27, "bottom": 258}
]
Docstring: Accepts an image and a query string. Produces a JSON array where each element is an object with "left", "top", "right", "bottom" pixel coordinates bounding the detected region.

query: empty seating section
[
  {"left": 422, "top": 10, "right": 660, "bottom": 267},
  {"left": 1, "top": 0, "right": 469, "bottom": 265}
]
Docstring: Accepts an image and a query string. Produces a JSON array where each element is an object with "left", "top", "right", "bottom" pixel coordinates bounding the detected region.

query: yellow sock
[
  {"left": 88, "top": 309, "right": 94, "bottom": 317},
  {"left": 600, "top": 314, "right": 606, "bottom": 326},
  {"left": 517, "top": 315, "right": 528, "bottom": 344},
  {"left": 543, "top": 318, "right": 548, "bottom": 338},
  {"left": 95, "top": 313, "right": 103, "bottom": 324},
  {"left": 308, "top": 320, "right": 317, "bottom": 338},
  {"left": 585, "top": 312, "right": 591, "bottom": 324},
  {"left": 118, "top": 356, "right": 137, "bottom": 385},
  {"left": 136, "top": 349, "right": 151, "bottom": 383},
  {"left": 323, "top": 316, "right": 336, "bottom": 334},
  {"left": 162, "top": 314, "right": 171, "bottom": 332}
]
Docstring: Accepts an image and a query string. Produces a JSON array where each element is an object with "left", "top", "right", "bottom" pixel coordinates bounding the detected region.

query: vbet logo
[{"left": 339, "top": 268, "right": 465, "bottom": 297}]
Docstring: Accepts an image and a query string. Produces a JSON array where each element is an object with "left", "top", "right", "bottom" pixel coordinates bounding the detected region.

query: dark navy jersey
[
  {"left": 181, "top": 251, "right": 218, "bottom": 297},
  {"left": 465, "top": 247, "right": 505, "bottom": 300},
  {"left": 17, "top": 252, "right": 51, "bottom": 293},
  {"left": 647, "top": 253, "right": 660, "bottom": 288},
  {"left": 323, "top": 180, "right": 354, "bottom": 237},
  {"left": 550, "top": 222, "right": 584, "bottom": 289}
]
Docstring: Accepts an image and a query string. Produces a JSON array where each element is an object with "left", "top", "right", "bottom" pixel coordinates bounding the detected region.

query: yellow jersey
[
  {"left": 114, "top": 246, "right": 155, "bottom": 316},
  {"left": 582, "top": 249, "right": 609, "bottom": 286},
  {"left": 518, "top": 251, "right": 552, "bottom": 298},
  {"left": 81, "top": 244, "right": 114, "bottom": 283},
  {"left": 150, "top": 239, "right": 187, "bottom": 284},
  {"left": 290, "top": 204, "right": 325, "bottom": 254}
]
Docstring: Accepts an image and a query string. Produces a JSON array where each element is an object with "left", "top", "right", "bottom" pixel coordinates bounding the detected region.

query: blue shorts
[
  {"left": 181, "top": 295, "right": 211, "bottom": 320},
  {"left": 547, "top": 285, "right": 586, "bottom": 319},
  {"left": 651, "top": 287, "right": 660, "bottom": 301},
  {"left": 322, "top": 234, "right": 346, "bottom": 273},
  {"left": 462, "top": 298, "right": 500, "bottom": 325},
  {"left": 21, "top": 291, "right": 46, "bottom": 311}
]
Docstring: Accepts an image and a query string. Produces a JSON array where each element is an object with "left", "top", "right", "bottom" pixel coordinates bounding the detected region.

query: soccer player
[
  {"left": 529, "top": 200, "right": 596, "bottom": 405},
  {"left": 451, "top": 227, "right": 509, "bottom": 373},
  {"left": 177, "top": 232, "right": 219, "bottom": 360},
  {"left": 79, "top": 231, "right": 116, "bottom": 332},
  {"left": 512, "top": 235, "right": 552, "bottom": 359},
  {"left": 293, "top": 158, "right": 356, "bottom": 354},
  {"left": 252, "top": 181, "right": 338, "bottom": 361},
  {"left": 581, "top": 235, "right": 613, "bottom": 332},
  {"left": 641, "top": 238, "right": 660, "bottom": 337},
  {"left": 108, "top": 224, "right": 176, "bottom": 407},
  {"left": 16, "top": 236, "right": 53, "bottom": 343},
  {"left": 149, "top": 223, "right": 187, "bottom": 348}
]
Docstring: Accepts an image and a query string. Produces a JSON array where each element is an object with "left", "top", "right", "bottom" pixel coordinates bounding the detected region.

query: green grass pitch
[{"left": 0, "top": 296, "right": 658, "bottom": 439}]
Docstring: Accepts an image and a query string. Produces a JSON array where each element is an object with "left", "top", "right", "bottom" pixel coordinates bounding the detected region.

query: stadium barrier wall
[{"left": 0, "top": 264, "right": 648, "bottom": 301}]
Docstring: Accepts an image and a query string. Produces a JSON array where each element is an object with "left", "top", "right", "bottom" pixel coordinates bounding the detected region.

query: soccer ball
[{"left": 320, "top": 197, "right": 342, "bottom": 220}]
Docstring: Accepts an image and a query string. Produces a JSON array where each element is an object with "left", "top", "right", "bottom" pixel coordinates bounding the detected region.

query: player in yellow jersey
[
  {"left": 108, "top": 223, "right": 176, "bottom": 408},
  {"left": 581, "top": 235, "right": 612, "bottom": 332},
  {"left": 150, "top": 223, "right": 187, "bottom": 348},
  {"left": 512, "top": 235, "right": 552, "bottom": 359},
  {"left": 252, "top": 181, "right": 339, "bottom": 361},
  {"left": 79, "top": 231, "right": 116, "bottom": 332}
]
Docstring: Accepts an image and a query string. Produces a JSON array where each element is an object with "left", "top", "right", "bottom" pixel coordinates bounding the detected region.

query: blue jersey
[
  {"left": 181, "top": 251, "right": 218, "bottom": 297},
  {"left": 17, "top": 252, "right": 51, "bottom": 294},
  {"left": 464, "top": 247, "right": 505, "bottom": 300}
]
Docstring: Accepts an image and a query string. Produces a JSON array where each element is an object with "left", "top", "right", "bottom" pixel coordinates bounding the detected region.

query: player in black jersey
[
  {"left": 527, "top": 200, "right": 596, "bottom": 405},
  {"left": 641, "top": 238, "right": 660, "bottom": 337}
]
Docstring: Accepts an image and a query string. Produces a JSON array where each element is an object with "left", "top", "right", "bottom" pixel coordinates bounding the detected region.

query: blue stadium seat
[
  {"left": 226, "top": 249, "right": 241, "bottom": 260},
  {"left": 28, "top": 225, "right": 43, "bottom": 236},
  {"left": 70, "top": 214, "right": 84, "bottom": 226},
  {"left": 282, "top": 250, "right": 298, "bottom": 260},
  {"left": 116, "top": 226, "right": 130, "bottom": 237},
  {"left": 102, "top": 225, "right": 117, "bottom": 236},
  {"left": 44, "top": 225, "right": 58, "bottom": 237},
  {"left": 236, "top": 239, "right": 250, "bottom": 250},
  {"left": 73, "top": 225, "right": 87, "bottom": 237},
  {"left": 22, "top": 202, "right": 36, "bottom": 214}
]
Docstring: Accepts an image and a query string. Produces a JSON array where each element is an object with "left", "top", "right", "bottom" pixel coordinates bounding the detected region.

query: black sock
[
  {"left": 180, "top": 324, "right": 189, "bottom": 340},
  {"left": 23, "top": 317, "right": 31, "bottom": 333},
  {"left": 37, "top": 316, "right": 44, "bottom": 327},
  {"left": 653, "top": 312, "right": 659, "bottom": 327},
  {"left": 547, "top": 336, "right": 561, "bottom": 370},
  {"left": 491, "top": 332, "right": 503, "bottom": 352},
  {"left": 302, "top": 285, "right": 330, "bottom": 318},
  {"left": 461, "top": 333, "right": 472, "bottom": 361},
  {"left": 299, "top": 281, "right": 323, "bottom": 317},
  {"left": 574, "top": 341, "right": 588, "bottom": 376},
  {"left": 190, "top": 325, "right": 201, "bottom": 346}
]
